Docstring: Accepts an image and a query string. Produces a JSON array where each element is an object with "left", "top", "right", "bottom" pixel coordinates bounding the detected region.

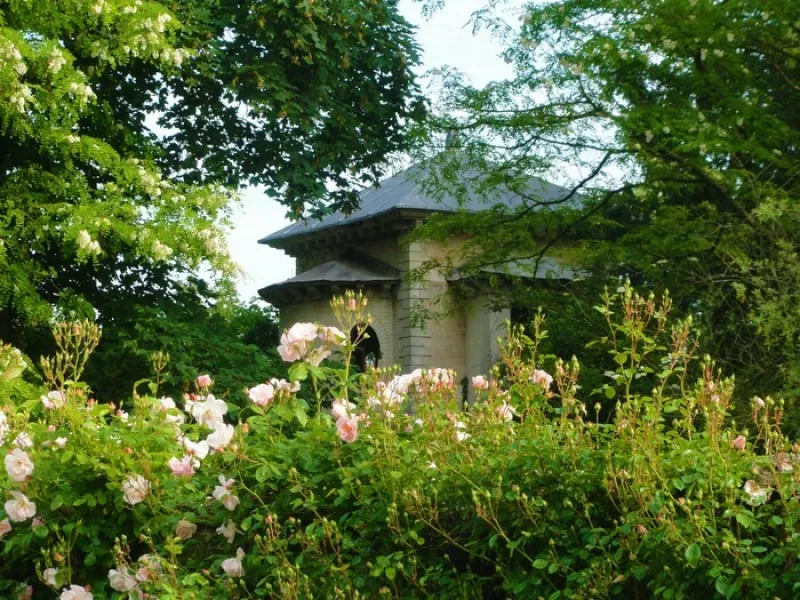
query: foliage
[
  {"left": 1, "top": 288, "right": 799, "bottom": 598},
  {"left": 84, "top": 285, "right": 284, "bottom": 404},
  {"left": 0, "top": 0, "right": 424, "bottom": 363},
  {"left": 410, "top": 0, "right": 800, "bottom": 418}
]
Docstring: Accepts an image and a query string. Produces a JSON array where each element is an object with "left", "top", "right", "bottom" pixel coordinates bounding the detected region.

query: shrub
[{"left": 0, "top": 286, "right": 798, "bottom": 599}]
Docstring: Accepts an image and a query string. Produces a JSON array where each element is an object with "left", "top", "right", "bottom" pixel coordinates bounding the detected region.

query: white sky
[{"left": 227, "top": 0, "right": 517, "bottom": 302}]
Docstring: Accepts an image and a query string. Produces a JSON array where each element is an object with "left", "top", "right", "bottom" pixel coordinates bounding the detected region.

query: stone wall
[{"left": 278, "top": 228, "right": 504, "bottom": 382}]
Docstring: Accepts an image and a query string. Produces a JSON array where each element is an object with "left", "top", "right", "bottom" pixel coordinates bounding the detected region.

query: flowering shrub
[{"left": 1, "top": 287, "right": 799, "bottom": 598}]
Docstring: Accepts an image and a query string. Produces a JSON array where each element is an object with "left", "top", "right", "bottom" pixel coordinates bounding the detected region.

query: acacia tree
[
  {"left": 414, "top": 0, "right": 800, "bottom": 404},
  {"left": 0, "top": 0, "right": 423, "bottom": 379}
]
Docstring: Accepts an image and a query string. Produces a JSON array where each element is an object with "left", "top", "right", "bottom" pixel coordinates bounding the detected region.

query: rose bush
[{"left": 0, "top": 287, "right": 798, "bottom": 598}]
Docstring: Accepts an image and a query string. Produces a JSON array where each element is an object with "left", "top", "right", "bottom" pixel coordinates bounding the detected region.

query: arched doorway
[{"left": 351, "top": 324, "right": 381, "bottom": 372}]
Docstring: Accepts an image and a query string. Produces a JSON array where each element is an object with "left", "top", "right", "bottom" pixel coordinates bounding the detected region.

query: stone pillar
[
  {"left": 465, "top": 294, "right": 509, "bottom": 403},
  {"left": 396, "top": 235, "right": 431, "bottom": 372}
]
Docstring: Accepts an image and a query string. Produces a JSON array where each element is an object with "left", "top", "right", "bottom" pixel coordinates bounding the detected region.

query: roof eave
[{"left": 258, "top": 207, "right": 440, "bottom": 253}]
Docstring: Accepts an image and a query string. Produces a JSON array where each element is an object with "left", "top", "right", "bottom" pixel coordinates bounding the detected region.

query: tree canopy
[
  {"left": 0, "top": 0, "right": 424, "bottom": 384},
  {"left": 414, "top": 0, "right": 800, "bottom": 405}
]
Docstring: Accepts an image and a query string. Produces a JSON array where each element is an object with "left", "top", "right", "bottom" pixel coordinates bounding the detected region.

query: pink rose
[
  {"left": 471, "top": 375, "right": 489, "bottom": 390},
  {"left": 248, "top": 383, "right": 274, "bottom": 407},
  {"left": 319, "top": 326, "right": 346, "bottom": 346},
  {"left": 168, "top": 456, "right": 195, "bottom": 477},
  {"left": 121, "top": 475, "right": 150, "bottom": 505},
  {"left": 17, "top": 586, "right": 32, "bottom": 600},
  {"left": 331, "top": 399, "right": 355, "bottom": 420},
  {"left": 41, "top": 390, "right": 66, "bottom": 409},
  {"left": 5, "top": 448, "right": 34, "bottom": 482},
  {"left": 5, "top": 491, "right": 36, "bottom": 521},
  {"left": 732, "top": 435, "right": 746, "bottom": 451},
  {"left": 531, "top": 369, "right": 553, "bottom": 389},
  {"left": 271, "top": 378, "right": 301, "bottom": 395},
  {"left": 277, "top": 322, "right": 318, "bottom": 363},
  {"left": 0, "top": 518, "right": 11, "bottom": 538},
  {"left": 496, "top": 401, "right": 516, "bottom": 422},
  {"left": 212, "top": 475, "right": 240, "bottom": 511},
  {"left": 175, "top": 519, "right": 197, "bottom": 540},
  {"left": 221, "top": 548, "right": 245, "bottom": 578},
  {"left": 196, "top": 374, "right": 213, "bottom": 389},
  {"left": 336, "top": 415, "right": 359, "bottom": 443}
]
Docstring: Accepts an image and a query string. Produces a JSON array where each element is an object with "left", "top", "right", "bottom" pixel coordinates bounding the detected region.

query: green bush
[{"left": 0, "top": 287, "right": 798, "bottom": 599}]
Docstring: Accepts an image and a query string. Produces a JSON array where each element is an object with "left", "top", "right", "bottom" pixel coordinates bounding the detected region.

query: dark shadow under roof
[{"left": 260, "top": 162, "right": 578, "bottom": 247}]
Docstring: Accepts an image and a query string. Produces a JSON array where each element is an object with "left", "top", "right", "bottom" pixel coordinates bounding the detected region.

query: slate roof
[
  {"left": 259, "top": 163, "right": 577, "bottom": 247},
  {"left": 454, "top": 256, "right": 584, "bottom": 281},
  {"left": 258, "top": 255, "right": 400, "bottom": 303}
]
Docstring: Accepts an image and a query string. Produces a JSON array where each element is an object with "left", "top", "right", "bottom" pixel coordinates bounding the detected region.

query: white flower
[
  {"left": 455, "top": 421, "right": 471, "bottom": 442},
  {"left": 108, "top": 568, "right": 138, "bottom": 592},
  {"left": 160, "top": 396, "right": 185, "bottom": 425},
  {"left": 5, "top": 491, "right": 36, "bottom": 521},
  {"left": 212, "top": 475, "right": 240, "bottom": 511},
  {"left": 68, "top": 82, "right": 96, "bottom": 102},
  {"left": 9, "top": 84, "right": 32, "bottom": 113},
  {"left": 191, "top": 395, "right": 228, "bottom": 429},
  {"left": 206, "top": 423, "right": 234, "bottom": 450},
  {"left": 47, "top": 50, "right": 66, "bottom": 73},
  {"left": 60, "top": 585, "right": 92, "bottom": 600},
  {"left": 43, "top": 567, "right": 59, "bottom": 586},
  {"left": 54, "top": 437, "right": 68, "bottom": 449},
  {"left": 743, "top": 480, "right": 771, "bottom": 506},
  {"left": 41, "top": 390, "right": 66, "bottom": 409},
  {"left": 221, "top": 547, "right": 245, "bottom": 578},
  {"left": 5, "top": 448, "right": 34, "bottom": 482},
  {"left": 175, "top": 519, "right": 197, "bottom": 540},
  {"left": 151, "top": 240, "right": 173, "bottom": 261},
  {"left": 216, "top": 520, "right": 239, "bottom": 543},
  {"left": 183, "top": 437, "right": 209, "bottom": 461},
  {"left": 248, "top": 383, "right": 274, "bottom": 407},
  {"left": 122, "top": 475, "right": 150, "bottom": 505},
  {"left": 76, "top": 230, "right": 92, "bottom": 249},
  {"left": 14, "top": 432, "right": 33, "bottom": 449}
]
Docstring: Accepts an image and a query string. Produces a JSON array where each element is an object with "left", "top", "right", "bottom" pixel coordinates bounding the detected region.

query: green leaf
[
  {"left": 289, "top": 362, "right": 309, "bottom": 382},
  {"left": 715, "top": 575, "right": 731, "bottom": 597},
  {"left": 685, "top": 543, "right": 701, "bottom": 563},
  {"left": 294, "top": 406, "right": 308, "bottom": 427},
  {"left": 735, "top": 512, "right": 754, "bottom": 528},
  {"left": 385, "top": 567, "right": 396, "bottom": 581},
  {"left": 533, "top": 558, "right": 549, "bottom": 569}
]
